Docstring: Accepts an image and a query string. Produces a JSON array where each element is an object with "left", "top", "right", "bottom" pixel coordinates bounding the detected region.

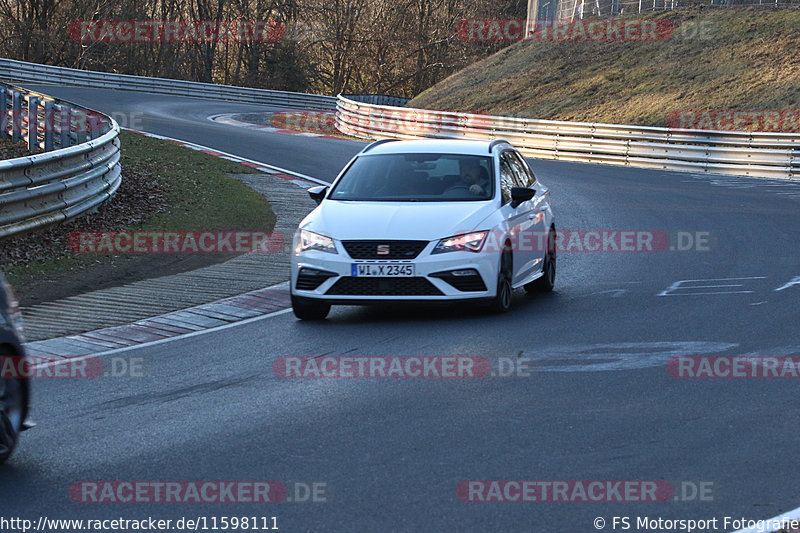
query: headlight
[
  {"left": 432, "top": 231, "right": 488, "bottom": 254},
  {"left": 296, "top": 229, "right": 337, "bottom": 254},
  {"left": 1, "top": 278, "right": 24, "bottom": 341}
]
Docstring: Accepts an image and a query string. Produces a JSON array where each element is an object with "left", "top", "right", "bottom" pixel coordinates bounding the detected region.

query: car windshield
[{"left": 328, "top": 153, "right": 494, "bottom": 201}]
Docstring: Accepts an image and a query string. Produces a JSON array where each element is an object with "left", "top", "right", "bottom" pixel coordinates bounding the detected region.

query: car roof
[{"left": 361, "top": 139, "right": 509, "bottom": 156}]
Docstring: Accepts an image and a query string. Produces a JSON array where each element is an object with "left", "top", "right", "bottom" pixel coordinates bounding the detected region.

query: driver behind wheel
[{"left": 458, "top": 159, "right": 490, "bottom": 196}]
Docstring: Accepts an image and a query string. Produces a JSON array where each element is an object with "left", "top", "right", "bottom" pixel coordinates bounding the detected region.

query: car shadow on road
[{"left": 295, "top": 290, "right": 561, "bottom": 325}]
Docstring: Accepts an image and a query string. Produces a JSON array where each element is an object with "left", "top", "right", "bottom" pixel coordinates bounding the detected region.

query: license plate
[{"left": 352, "top": 263, "right": 415, "bottom": 277}]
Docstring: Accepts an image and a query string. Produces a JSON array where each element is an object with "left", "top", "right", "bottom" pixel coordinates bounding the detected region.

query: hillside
[{"left": 408, "top": 8, "right": 800, "bottom": 129}]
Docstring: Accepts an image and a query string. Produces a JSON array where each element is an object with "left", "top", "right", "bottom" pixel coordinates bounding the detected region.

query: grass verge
[{"left": 1, "top": 130, "right": 276, "bottom": 306}]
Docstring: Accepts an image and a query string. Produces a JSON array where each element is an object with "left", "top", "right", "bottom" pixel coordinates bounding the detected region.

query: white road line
[
  {"left": 30, "top": 307, "right": 294, "bottom": 369},
  {"left": 124, "top": 128, "right": 332, "bottom": 186},
  {"left": 657, "top": 277, "right": 768, "bottom": 296},
  {"left": 660, "top": 291, "right": 755, "bottom": 295}
]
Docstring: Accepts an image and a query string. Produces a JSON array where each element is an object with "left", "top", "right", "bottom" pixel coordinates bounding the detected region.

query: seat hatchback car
[
  {"left": 290, "top": 139, "right": 556, "bottom": 320},
  {"left": 0, "top": 271, "right": 30, "bottom": 464}
]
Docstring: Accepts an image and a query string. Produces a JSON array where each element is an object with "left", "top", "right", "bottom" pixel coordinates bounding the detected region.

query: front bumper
[{"left": 291, "top": 246, "right": 499, "bottom": 302}]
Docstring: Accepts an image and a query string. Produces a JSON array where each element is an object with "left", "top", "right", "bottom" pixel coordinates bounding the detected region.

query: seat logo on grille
[{"left": 377, "top": 245, "right": 390, "bottom": 255}]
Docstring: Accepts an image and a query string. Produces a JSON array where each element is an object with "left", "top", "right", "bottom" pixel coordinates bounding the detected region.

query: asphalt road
[
  {"left": 22, "top": 85, "right": 361, "bottom": 179},
  {"left": 2, "top": 87, "right": 799, "bottom": 532}
]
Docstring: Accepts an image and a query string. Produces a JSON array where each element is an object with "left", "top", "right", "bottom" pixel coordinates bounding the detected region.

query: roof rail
[
  {"left": 362, "top": 138, "right": 399, "bottom": 153},
  {"left": 488, "top": 139, "right": 511, "bottom": 153}
]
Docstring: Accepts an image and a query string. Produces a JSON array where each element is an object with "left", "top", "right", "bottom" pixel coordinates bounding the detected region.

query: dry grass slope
[{"left": 409, "top": 7, "right": 800, "bottom": 127}]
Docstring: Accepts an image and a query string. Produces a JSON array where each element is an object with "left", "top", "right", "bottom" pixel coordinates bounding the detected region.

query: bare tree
[{"left": 0, "top": 0, "right": 524, "bottom": 95}]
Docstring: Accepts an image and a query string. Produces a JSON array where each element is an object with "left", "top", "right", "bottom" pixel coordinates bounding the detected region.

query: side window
[
  {"left": 505, "top": 151, "right": 530, "bottom": 188},
  {"left": 509, "top": 151, "right": 536, "bottom": 187},
  {"left": 499, "top": 156, "right": 515, "bottom": 205}
]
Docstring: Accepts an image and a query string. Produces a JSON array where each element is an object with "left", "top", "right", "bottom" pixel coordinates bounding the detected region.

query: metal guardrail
[
  {"left": 0, "top": 82, "right": 121, "bottom": 239},
  {"left": 1, "top": 85, "right": 109, "bottom": 153},
  {"left": 0, "top": 58, "right": 337, "bottom": 111},
  {"left": 343, "top": 94, "right": 411, "bottom": 107},
  {"left": 336, "top": 95, "right": 800, "bottom": 180}
]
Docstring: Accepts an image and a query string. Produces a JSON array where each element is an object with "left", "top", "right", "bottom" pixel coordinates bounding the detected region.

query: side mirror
[
  {"left": 510, "top": 187, "right": 535, "bottom": 209},
  {"left": 308, "top": 186, "right": 328, "bottom": 205}
]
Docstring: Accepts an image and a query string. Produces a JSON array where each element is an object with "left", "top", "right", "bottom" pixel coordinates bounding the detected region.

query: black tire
[
  {"left": 489, "top": 248, "right": 513, "bottom": 313},
  {"left": 525, "top": 225, "right": 556, "bottom": 293},
  {"left": 0, "top": 360, "right": 25, "bottom": 464},
  {"left": 291, "top": 294, "right": 331, "bottom": 320}
]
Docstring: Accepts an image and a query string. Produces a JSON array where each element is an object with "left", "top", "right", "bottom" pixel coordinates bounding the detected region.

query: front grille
[
  {"left": 430, "top": 270, "right": 487, "bottom": 292},
  {"left": 296, "top": 268, "right": 337, "bottom": 291},
  {"left": 326, "top": 277, "right": 443, "bottom": 296},
  {"left": 341, "top": 240, "right": 428, "bottom": 260}
]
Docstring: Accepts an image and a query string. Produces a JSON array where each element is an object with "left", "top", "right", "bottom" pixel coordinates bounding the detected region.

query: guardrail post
[
  {"left": 74, "top": 110, "right": 87, "bottom": 143},
  {"left": 43, "top": 100, "right": 54, "bottom": 151},
  {"left": 59, "top": 105, "right": 71, "bottom": 148},
  {"left": 11, "top": 90, "right": 21, "bottom": 143},
  {"left": 0, "top": 88, "right": 6, "bottom": 139},
  {"left": 789, "top": 150, "right": 799, "bottom": 180},
  {"left": 27, "top": 96, "right": 39, "bottom": 151},
  {"left": 87, "top": 113, "right": 100, "bottom": 141}
]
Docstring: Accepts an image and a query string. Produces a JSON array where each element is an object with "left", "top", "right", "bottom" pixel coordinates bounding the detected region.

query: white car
[{"left": 290, "top": 139, "right": 556, "bottom": 320}]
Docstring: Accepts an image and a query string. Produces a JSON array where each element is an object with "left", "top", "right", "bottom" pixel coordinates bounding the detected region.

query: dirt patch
[{"left": 0, "top": 139, "right": 36, "bottom": 160}]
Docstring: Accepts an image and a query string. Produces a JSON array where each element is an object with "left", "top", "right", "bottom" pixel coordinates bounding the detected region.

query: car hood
[{"left": 302, "top": 200, "right": 497, "bottom": 241}]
